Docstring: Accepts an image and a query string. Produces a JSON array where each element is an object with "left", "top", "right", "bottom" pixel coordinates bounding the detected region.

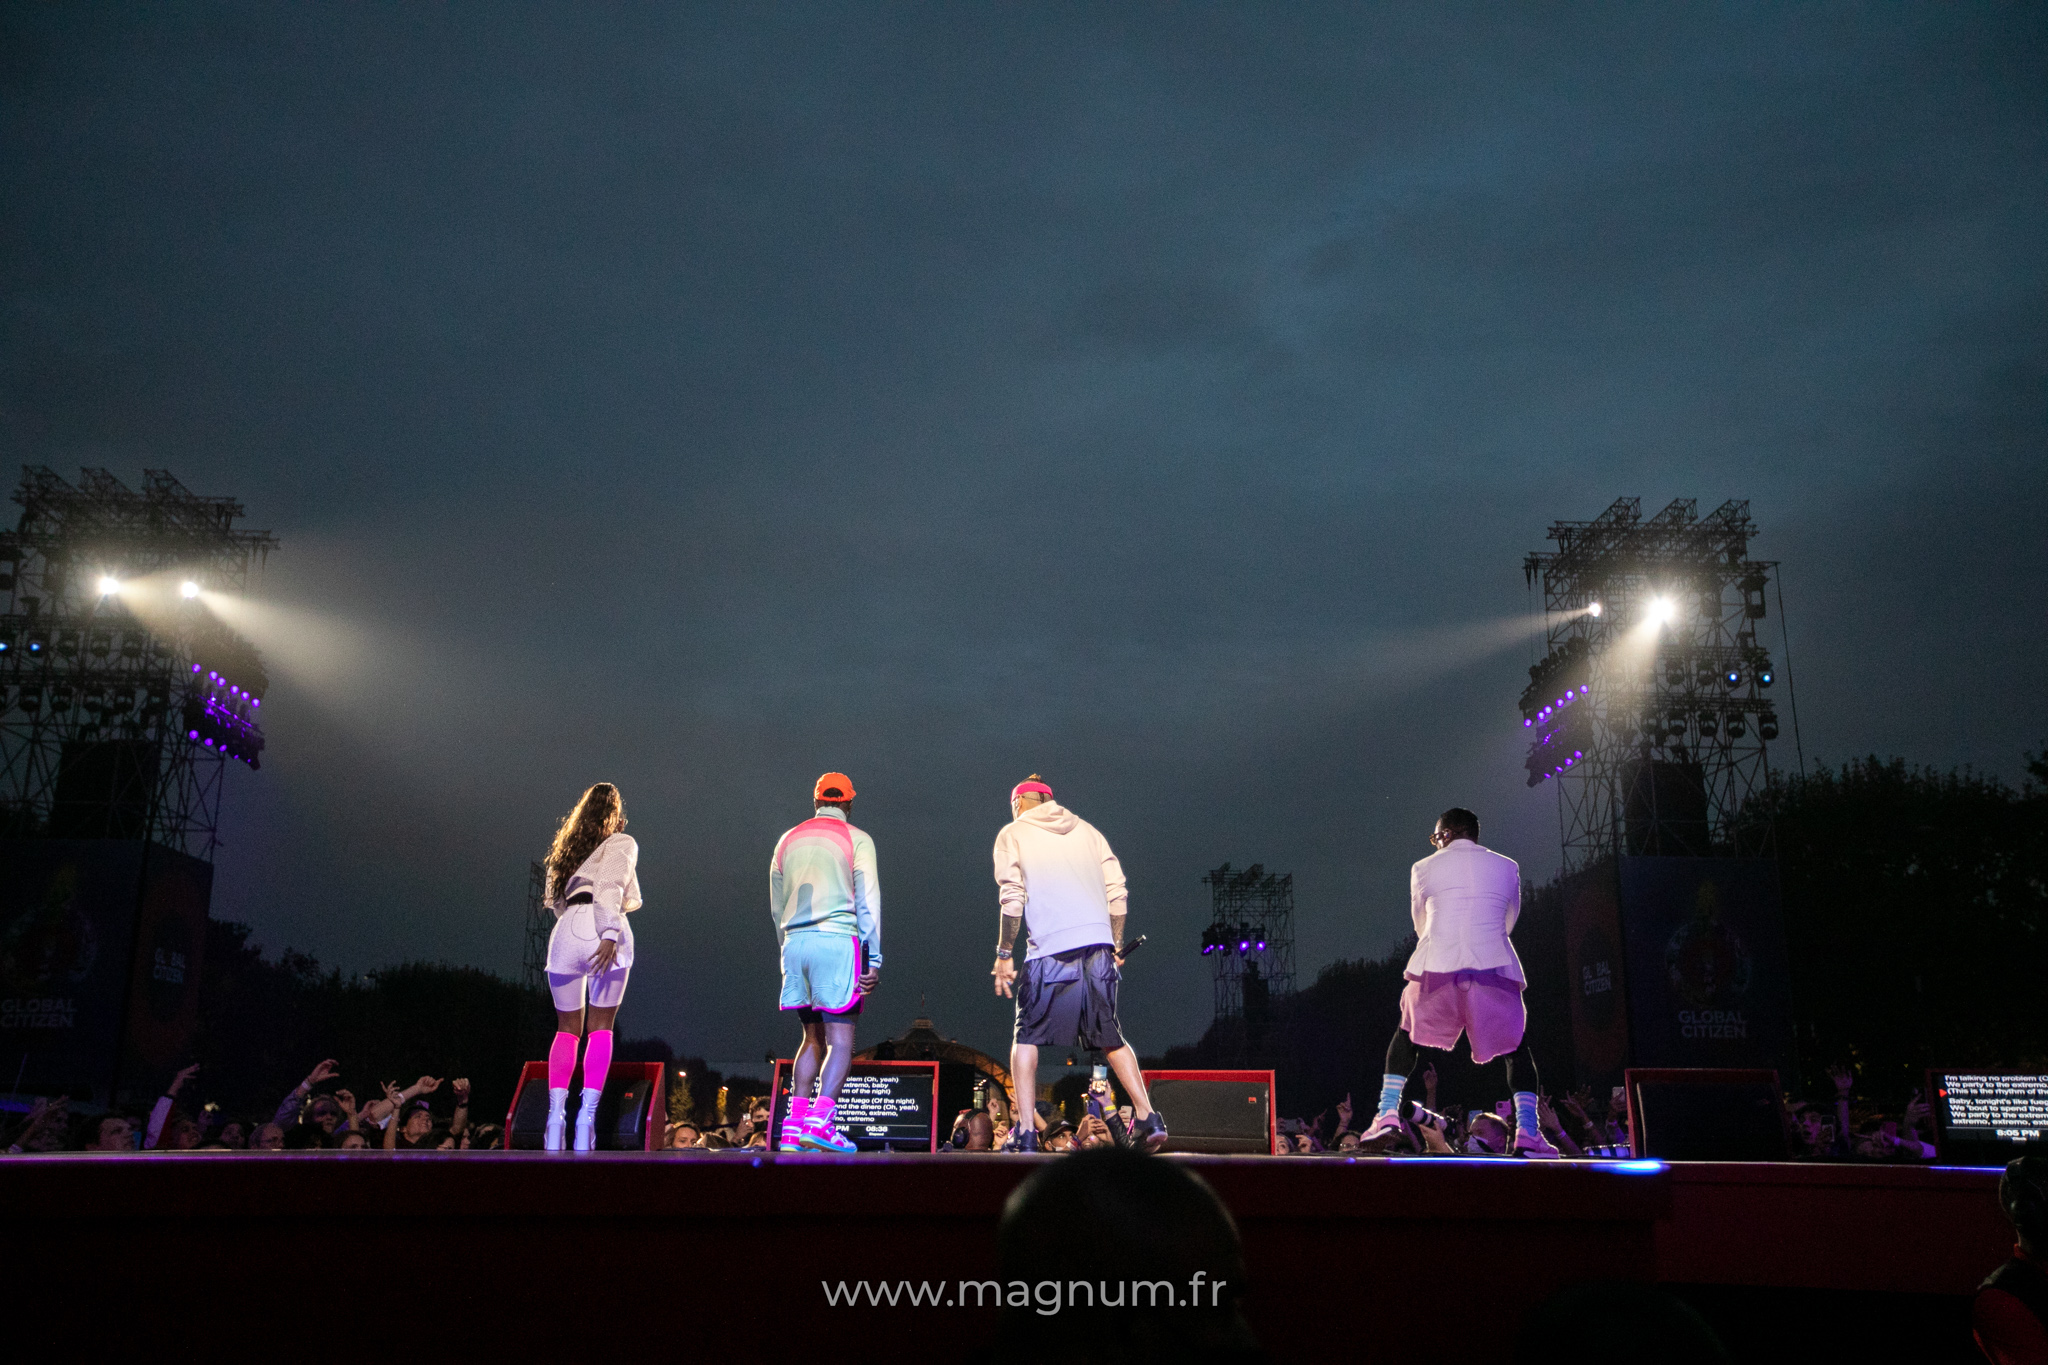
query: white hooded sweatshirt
[{"left": 992, "top": 801, "right": 1128, "bottom": 961}]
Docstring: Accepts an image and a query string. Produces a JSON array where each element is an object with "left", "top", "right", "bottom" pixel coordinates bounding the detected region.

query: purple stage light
[
  {"left": 192, "top": 663, "right": 201, "bottom": 673},
  {"left": 187, "top": 730, "right": 198, "bottom": 739},
  {"left": 1580, "top": 685, "right": 1589, "bottom": 695},
  {"left": 1524, "top": 718, "right": 1532, "bottom": 727},
  {"left": 1573, "top": 750, "right": 1582, "bottom": 758}
]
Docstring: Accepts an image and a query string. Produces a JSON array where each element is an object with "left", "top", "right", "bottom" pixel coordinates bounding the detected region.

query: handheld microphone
[{"left": 1118, "top": 934, "right": 1147, "bottom": 961}]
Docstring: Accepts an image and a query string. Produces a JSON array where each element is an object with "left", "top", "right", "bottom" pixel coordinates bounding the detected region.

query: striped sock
[
  {"left": 1377, "top": 1072, "right": 1407, "bottom": 1118},
  {"left": 1514, "top": 1090, "right": 1541, "bottom": 1136}
]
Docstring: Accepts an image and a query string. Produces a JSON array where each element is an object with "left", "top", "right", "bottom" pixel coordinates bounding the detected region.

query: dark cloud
[{"left": 2, "top": 2, "right": 2041, "bottom": 1065}]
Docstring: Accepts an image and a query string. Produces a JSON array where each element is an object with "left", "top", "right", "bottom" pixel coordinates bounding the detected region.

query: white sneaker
[
  {"left": 1513, "top": 1127, "right": 1562, "bottom": 1159},
  {"left": 543, "top": 1087, "right": 569, "bottom": 1152},
  {"left": 573, "top": 1088, "right": 601, "bottom": 1151},
  {"left": 1358, "top": 1109, "right": 1405, "bottom": 1152}
]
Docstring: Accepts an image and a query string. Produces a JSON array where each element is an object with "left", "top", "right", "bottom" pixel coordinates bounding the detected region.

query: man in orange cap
[{"left": 770, "top": 772, "right": 883, "bottom": 1154}]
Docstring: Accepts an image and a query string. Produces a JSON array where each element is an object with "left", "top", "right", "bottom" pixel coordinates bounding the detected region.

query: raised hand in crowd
[
  {"left": 414, "top": 1075, "right": 444, "bottom": 1095},
  {"left": 169, "top": 1063, "right": 200, "bottom": 1095},
  {"left": 1335, "top": 1093, "right": 1354, "bottom": 1133},
  {"left": 1536, "top": 1095, "right": 1584, "bottom": 1157},
  {"left": 1074, "top": 1113, "right": 1116, "bottom": 1149},
  {"left": 1410, "top": 1109, "right": 1455, "bottom": 1156},
  {"left": 7, "top": 1095, "right": 69, "bottom": 1154},
  {"left": 381, "top": 1082, "right": 406, "bottom": 1151}
]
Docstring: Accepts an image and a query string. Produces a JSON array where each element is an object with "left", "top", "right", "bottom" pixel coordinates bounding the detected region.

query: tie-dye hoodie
[{"left": 769, "top": 806, "right": 883, "bottom": 969}]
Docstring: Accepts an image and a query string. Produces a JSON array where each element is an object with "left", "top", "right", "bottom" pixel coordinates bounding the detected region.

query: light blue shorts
[{"left": 779, "top": 932, "right": 863, "bottom": 1015}]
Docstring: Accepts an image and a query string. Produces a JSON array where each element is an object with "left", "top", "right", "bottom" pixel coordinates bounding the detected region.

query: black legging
[{"left": 1385, "top": 1028, "right": 1540, "bottom": 1095}]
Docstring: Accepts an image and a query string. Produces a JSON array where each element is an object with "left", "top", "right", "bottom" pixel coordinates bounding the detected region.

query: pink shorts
[{"left": 1399, "top": 970, "right": 1526, "bottom": 1064}]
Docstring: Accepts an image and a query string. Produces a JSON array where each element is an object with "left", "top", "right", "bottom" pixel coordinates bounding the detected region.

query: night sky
[{"left": 4, "top": 5, "right": 2042, "bottom": 1070}]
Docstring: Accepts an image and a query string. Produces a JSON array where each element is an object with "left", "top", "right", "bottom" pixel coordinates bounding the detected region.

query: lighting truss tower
[
  {"left": 1521, "top": 497, "right": 1784, "bottom": 872},
  {"left": 0, "top": 468, "right": 276, "bottom": 858},
  {"left": 1200, "top": 863, "right": 1296, "bottom": 1026}
]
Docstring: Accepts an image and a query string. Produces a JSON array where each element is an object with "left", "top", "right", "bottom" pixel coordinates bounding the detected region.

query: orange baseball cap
[{"left": 814, "top": 772, "right": 856, "bottom": 802}]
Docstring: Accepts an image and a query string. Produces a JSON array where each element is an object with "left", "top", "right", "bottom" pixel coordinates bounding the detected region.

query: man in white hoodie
[
  {"left": 1359, "top": 807, "right": 1559, "bottom": 1158},
  {"left": 990, "top": 776, "right": 1167, "bottom": 1153}
]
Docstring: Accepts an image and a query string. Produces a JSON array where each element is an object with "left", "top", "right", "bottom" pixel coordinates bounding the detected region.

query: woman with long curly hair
[{"left": 540, "top": 782, "right": 642, "bottom": 1151}]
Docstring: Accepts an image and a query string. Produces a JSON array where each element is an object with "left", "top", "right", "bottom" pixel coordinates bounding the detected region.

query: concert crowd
[{"left": 4, "top": 1054, "right": 1938, "bottom": 1160}]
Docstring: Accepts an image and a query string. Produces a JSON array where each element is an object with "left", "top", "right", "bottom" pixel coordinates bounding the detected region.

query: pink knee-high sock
[
  {"left": 547, "top": 1032, "right": 579, "bottom": 1090},
  {"left": 580, "top": 1029, "right": 614, "bottom": 1094}
]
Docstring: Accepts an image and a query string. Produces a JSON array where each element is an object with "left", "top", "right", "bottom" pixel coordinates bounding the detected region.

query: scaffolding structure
[
  {"left": 0, "top": 468, "right": 275, "bottom": 859},
  {"left": 1521, "top": 498, "right": 1785, "bottom": 872},
  {"left": 1200, "top": 862, "right": 1296, "bottom": 1028}
]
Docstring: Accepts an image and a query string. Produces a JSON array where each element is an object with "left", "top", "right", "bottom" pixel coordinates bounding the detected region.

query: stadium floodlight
[
  {"left": 1587, "top": 601, "right": 1603, "bottom": 618},
  {"left": 180, "top": 580, "right": 201, "bottom": 599},
  {"left": 97, "top": 575, "right": 121, "bottom": 596}
]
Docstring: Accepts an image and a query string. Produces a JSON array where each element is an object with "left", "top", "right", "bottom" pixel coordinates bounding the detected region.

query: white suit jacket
[{"left": 1403, "top": 838, "right": 1525, "bottom": 984}]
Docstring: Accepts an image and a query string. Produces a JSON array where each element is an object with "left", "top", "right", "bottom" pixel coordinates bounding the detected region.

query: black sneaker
[
  {"left": 1001, "top": 1125, "right": 1041, "bottom": 1153},
  {"left": 1131, "top": 1111, "right": 1168, "bottom": 1153}
]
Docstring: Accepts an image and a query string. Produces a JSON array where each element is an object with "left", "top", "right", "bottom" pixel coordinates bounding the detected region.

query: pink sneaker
[
  {"left": 1357, "top": 1109, "right": 1405, "bottom": 1152},
  {"left": 1513, "top": 1127, "right": 1562, "bottom": 1159},
  {"left": 801, "top": 1095, "right": 858, "bottom": 1154},
  {"left": 778, "top": 1096, "right": 810, "bottom": 1152}
]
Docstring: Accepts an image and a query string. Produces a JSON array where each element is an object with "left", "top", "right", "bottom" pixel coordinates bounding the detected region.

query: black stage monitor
[
  {"left": 1624, "top": 1067, "right": 1788, "bottom": 1162},
  {"left": 505, "top": 1060, "right": 665, "bottom": 1151},
  {"left": 1929, "top": 1070, "right": 2048, "bottom": 1166},
  {"left": 769, "top": 1059, "right": 939, "bottom": 1152},
  {"left": 1139, "top": 1070, "right": 1275, "bottom": 1155}
]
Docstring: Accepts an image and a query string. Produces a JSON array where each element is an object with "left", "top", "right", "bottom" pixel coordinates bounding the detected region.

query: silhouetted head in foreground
[
  {"left": 996, "top": 1147, "right": 1261, "bottom": 1364},
  {"left": 1516, "top": 1281, "right": 1728, "bottom": 1364},
  {"left": 2003, "top": 1155, "right": 2047, "bottom": 1256}
]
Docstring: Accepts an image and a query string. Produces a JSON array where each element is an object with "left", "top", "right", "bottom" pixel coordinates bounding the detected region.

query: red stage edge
[{"left": 2, "top": 1154, "right": 2007, "bottom": 1359}]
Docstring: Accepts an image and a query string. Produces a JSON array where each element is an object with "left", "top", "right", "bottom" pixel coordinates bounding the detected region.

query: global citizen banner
[
  {"left": 1616, "top": 856, "right": 1793, "bottom": 1072},
  {"left": 0, "top": 840, "right": 212, "bottom": 1101}
]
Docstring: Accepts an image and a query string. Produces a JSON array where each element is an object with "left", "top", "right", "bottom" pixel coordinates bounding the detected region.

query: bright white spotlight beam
[
  {"left": 97, "top": 575, "right": 122, "bottom": 596},
  {"left": 1649, "top": 596, "right": 1675, "bottom": 625},
  {"left": 180, "top": 580, "right": 201, "bottom": 599},
  {"left": 1587, "top": 601, "right": 1603, "bottom": 618}
]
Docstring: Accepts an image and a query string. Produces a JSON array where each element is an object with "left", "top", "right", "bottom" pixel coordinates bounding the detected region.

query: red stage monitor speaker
[
  {"left": 1624, "top": 1067, "right": 1788, "bottom": 1162},
  {"left": 1139, "top": 1069, "right": 1275, "bottom": 1155},
  {"left": 505, "top": 1061, "right": 666, "bottom": 1151}
]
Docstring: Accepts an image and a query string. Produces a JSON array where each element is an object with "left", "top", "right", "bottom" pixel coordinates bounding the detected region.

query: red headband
[{"left": 1011, "top": 781, "right": 1054, "bottom": 801}]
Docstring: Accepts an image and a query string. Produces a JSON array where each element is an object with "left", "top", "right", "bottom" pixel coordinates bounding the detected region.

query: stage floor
[{"left": 7, "top": 1153, "right": 2010, "bottom": 1361}]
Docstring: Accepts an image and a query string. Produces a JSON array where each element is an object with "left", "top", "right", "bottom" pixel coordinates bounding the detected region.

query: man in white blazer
[{"left": 1360, "top": 807, "right": 1559, "bottom": 1157}]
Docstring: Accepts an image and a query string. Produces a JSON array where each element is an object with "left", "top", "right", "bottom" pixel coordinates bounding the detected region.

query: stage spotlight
[
  {"left": 97, "top": 575, "right": 121, "bottom": 596},
  {"left": 1725, "top": 668, "right": 1742, "bottom": 687},
  {"left": 1649, "top": 597, "right": 1676, "bottom": 625},
  {"left": 1758, "top": 668, "right": 1774, "bottom": 687},
  {"left": 1759, "top": 715, "right": 1780, "bottom": 741},
  {"left": 180, "top": 580, "right": 201, "bottom": 599},
  {"left": 1255, "top": 938, "right": 1267, "bottom": 951},
  {"left": 1587, "top": 601, "right": 1603, "bottom": 618}
]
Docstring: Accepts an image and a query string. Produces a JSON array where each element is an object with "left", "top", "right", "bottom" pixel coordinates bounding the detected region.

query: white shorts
[{"left": 546, "top": 905, "right": 633, "bottom": 1012}]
